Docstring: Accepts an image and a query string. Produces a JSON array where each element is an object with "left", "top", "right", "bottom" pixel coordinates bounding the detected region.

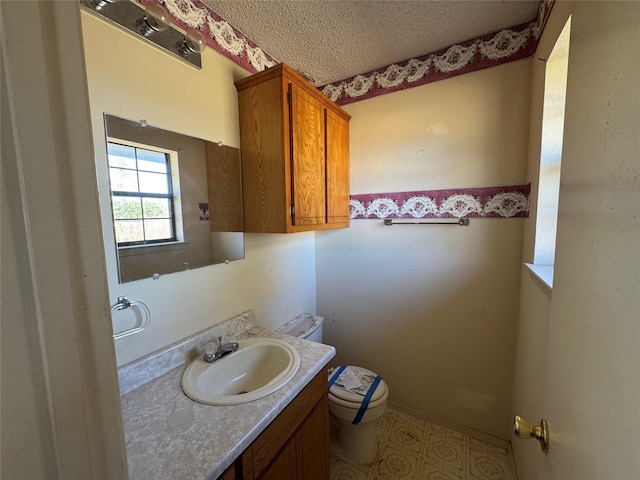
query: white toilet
[
  {"left": 328, "top": 365, "right": 388, "bottom": 464},
  {"left": 277, "top": 314, "right": 389, "bottom": 464}
]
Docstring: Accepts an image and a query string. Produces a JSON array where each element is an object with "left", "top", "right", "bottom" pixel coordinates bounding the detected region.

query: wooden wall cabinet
[
  {"left": 235, "top": 63, "right": 351, "bottom": 233},
  {"left": 218, "top": 369, "right": 330, "bottom": 480}
]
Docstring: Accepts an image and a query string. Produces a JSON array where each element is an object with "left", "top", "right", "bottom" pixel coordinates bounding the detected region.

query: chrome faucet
[{"left": 204, "top": 336, "right": 239, "bottom": 363}]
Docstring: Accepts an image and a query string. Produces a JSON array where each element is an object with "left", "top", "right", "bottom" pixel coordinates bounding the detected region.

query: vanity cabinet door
[
  {"left": 257, "top": 438, "right": 297, "bottom": 480},
  {"left": 219, "top": 463, "right": 237, "bottom": 480},
  {"left": 260, "top": 400, "right": 329, "bottom": 480},
  {"left": 297, "top": 397, "right": 330, "bottom": 479},
  {"left": 231, "top": 369, "right": 329, "bottom": 480},
  {"left": 255, "top": 397, "right": 329, "bottom": 480}
]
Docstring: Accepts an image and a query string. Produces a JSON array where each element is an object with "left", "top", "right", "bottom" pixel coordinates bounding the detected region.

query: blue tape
[
  {"left": 352, "top": 375, "right": 382, "bottom": 425},
  {"left": 328, "top": 365, "right": 347, "bottom": 388}
]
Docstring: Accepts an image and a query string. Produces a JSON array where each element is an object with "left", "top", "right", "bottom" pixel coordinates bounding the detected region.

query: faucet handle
[
  {"left": 205, "top": 341, "right": 218, "bottom": 357},
  {"left": 222, "top": 334, "right": 235, "bottom": 345}
]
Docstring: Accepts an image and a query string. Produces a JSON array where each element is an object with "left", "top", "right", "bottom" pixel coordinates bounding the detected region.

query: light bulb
[
  {"left": 136, "top": 3, "right": 170, "bottom": 36},
  {"left": 177, "top": 28, "right": 206, "bottom": 55}
]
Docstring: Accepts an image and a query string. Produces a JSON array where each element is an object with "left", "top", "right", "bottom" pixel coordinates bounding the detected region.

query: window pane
[
  {"left": 144, "top": 219, "right": 173, "bottom": 241},
  {"left": 109, "top": 167, "right": 139, "bottom": 192},
  {"left": 142, "top": 197, "right": 171, "bottom": 218},
  {"left": 139, "top": 171, "right": 169, "bottom": 194},
  {"left": 114, "top": 220, "right": 144, "bottom": 244},
  {"left": 112, "top": 196, "right": 142, "bottom": 220},
  {"left": 108, "top": 143, "right": 136, "bottom": 169},
  {"left": 137, "top": 149, "right": 168, "bottom": 173},
  {"left": 108, "top": 142, "right": 177, "bottom": 245}
]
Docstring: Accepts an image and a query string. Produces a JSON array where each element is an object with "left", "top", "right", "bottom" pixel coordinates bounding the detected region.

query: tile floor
[{"left": 330, "top": 407, "right": 517, "bottom": 480}]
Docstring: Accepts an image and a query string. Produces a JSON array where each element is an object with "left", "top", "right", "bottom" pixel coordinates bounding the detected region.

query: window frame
[
  {"left": 531, "top": 16, "right": 572, "bottom": 290},
  {"left": 107, "top": 140, "right": 178, "bottom": 247}
]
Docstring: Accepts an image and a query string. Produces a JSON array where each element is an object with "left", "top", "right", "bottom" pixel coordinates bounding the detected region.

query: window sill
[
  {"left": 525, "top": 264, "right": 553, "bottom": 295},
  {"left": 118, "top": 241, "right": 188, "bottom": 257}
]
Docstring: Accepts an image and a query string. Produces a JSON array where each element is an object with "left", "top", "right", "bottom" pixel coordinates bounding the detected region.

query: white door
[{"left": 542, "top": 2, "right": 640, "bottom": 478}]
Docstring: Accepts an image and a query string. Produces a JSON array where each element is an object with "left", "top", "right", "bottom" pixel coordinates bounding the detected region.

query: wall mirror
[{"left": 103, "top": 114, "right": 244, "bottom": 283}]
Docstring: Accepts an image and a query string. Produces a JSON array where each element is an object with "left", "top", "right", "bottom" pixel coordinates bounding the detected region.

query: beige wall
[
  {"left": 512, "top": 1, "right": 640, "bottom": 478},
  {"left": 316, "top": 60, "right": 532, "bottom": 438},
  {"left": 81, "top": 13, "right": 317, "bottom": 366}
]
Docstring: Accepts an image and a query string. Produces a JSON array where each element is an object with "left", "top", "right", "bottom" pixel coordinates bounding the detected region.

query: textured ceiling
[{"left": 202, "top": 0, "right": 541, "bottom": 85}]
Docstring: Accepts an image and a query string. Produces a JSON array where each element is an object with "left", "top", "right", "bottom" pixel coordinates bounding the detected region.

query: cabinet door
[
  {"left": 219, "top": 463, "right": 237, "bottom": 480},
  {"left": 325, "top": 108, "right": 350, "bottom": 226},
  {"left": 297, "top": 399, "right": 330, "bottom": 480},
  {"left": 290, "top": 83, "right": 326, "bottom": 227},
  {"left": 258, "top": 438, "right": 296, "bottom": 480}
]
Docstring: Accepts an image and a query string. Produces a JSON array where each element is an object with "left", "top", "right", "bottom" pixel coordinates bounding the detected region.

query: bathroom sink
[{"left": 182, "top": 337, "right": 300, "bottom": 405}]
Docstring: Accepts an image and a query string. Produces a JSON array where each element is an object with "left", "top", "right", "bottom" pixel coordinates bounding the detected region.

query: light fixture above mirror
[
  {"left": 80, "top": 0, "right": 205, "bottom": 69},
  {"left": 136, "top": 3, "right": 171, "bottom": 37},
  {"left": 177, "top": 28, "right": 207, "bottom": 56}
]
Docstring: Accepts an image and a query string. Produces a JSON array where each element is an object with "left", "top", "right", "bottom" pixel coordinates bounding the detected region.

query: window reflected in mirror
[
  {"left": 108, "top": 141, "right": 178, "bottom": 245},
  {"left": 103, "top": 114, "right": 245, "bottom": 283}
]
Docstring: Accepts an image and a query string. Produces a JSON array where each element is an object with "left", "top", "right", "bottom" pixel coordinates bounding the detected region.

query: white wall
[
  {"left": 316, "top": 60, "right": 532, "bottom": 438},
  {"left": 81, "top": 13, "right": 317, "bottom": 366},
  {"left": 512, "top": 1, "right": 640, "bottom": 478}
]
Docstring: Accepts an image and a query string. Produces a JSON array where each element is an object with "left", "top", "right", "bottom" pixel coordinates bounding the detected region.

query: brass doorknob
[{"left": 513, "top": 415, "right": 549, "bottom": 452}]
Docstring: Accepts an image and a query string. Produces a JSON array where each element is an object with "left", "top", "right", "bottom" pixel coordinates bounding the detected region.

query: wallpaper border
[
  {"left": 350, "top": 184, "right": 531, "bottom": 220},
  {"left": 321, "top": 0, "right": 554, "bottom": 106},
  {"left": 140, "top": 0, "right": 554, "bottom": 106}
]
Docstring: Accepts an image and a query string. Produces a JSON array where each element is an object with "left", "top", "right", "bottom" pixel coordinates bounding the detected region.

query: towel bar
[{"left": 383, "top": 218, "right": 470, "bottom": 226}]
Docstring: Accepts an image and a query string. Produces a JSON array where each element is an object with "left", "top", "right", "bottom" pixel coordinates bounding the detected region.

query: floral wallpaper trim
[
  {"left": 140, "top": 0, "right": 552, "bottom": 106},
  {"left": 350, "top": 184, "right": 531, "bottom": 220},
  {"left": 321, "top": 0, "right": 554, "bottom": 106},
  {"left": 139, "top": 0, "right": 278, "bottom": 73}
]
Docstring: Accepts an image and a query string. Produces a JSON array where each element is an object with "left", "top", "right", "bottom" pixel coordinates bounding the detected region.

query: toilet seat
[{"left": 328, "top": 365, "right": 388, "bottom": 410}]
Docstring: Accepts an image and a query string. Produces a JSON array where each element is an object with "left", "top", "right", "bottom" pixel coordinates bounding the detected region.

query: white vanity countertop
[{"left": 120, "top": 325, "right": 335, "bottom": 480}]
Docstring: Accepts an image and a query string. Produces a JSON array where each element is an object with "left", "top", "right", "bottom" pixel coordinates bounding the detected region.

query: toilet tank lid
[
  {"left": 328, "top": 365, "right": 387, "bottom": 404},
  {"left": 276, "top": 313, "right": 323, "bottom": 338}
]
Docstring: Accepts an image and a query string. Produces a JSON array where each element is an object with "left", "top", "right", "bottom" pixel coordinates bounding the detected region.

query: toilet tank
[{"left": 276, "top": 313, "right": 324, "bottom": 343}]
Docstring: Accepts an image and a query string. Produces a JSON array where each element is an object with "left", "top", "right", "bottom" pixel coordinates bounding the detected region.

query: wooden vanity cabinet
[
  {"left": 235, "top": 63, "right": 350, "bottom": 233},
  {"left": 218, "top": 369, "right": 330, "bottom": 480}
]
